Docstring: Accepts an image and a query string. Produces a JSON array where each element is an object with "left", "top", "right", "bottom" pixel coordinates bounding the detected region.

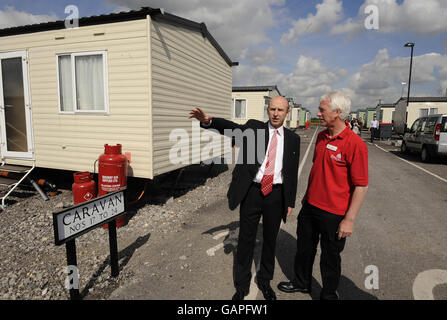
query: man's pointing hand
[{"left": 189, "top": 107, "right": 213, "bottom": 125}]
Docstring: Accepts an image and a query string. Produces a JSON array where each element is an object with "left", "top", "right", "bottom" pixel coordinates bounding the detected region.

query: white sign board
[{"left": 53, "top": 189, "right": 126, "bottom": 245}]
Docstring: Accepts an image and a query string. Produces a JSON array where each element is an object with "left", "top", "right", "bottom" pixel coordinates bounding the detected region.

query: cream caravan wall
[
  {"left": 231, "top": 89, "right": 280, "bottom": 125},
  {"left": 0, "top": 20, "right": 153, "bottom": 178},
  {"left": 150, "top": 20, "right": 232, "bottom": 176},
  {"left": 407, "top": 102, "right": 447, "bottom": 127},
  {"left": 381, "top": 108, "right": 395, "bottom": 123},
  {"left": 290, "top": 108, "right": 299, "bottom": 128},
  {"left": 232, "top": 91, "right": 269, "bottom": 125}
]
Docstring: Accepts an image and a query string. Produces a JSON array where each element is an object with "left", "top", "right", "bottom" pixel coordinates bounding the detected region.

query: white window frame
[
  {"left": 56, "top": 51, "right": 109, "bottom": 114},
  {"left": 419, "top": 108, "right": 429, "bottom": 118},
  {"left": 232, "top": 98, "right": 247, "bottom": 120},
  {"left": 429, "top": 107, "right": 438, "bottom": 115}
]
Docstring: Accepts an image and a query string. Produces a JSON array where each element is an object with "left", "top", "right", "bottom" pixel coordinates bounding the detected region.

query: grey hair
[{"left": 320, "top": 91, "right": 351, "bottom": 120}]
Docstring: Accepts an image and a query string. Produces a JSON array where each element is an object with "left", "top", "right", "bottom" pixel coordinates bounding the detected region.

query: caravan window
[
  {"left": 429, "top": 108, "right": 438, "bottom": 115},
  {"left": 233, "top": 99, "right": 247, "bottom": 119},
  {"left": 57, "top": 51, "right": 108, "bottom": 113},
  {"left": 419, "top": 109, "right": 429, "bottom": 117}
]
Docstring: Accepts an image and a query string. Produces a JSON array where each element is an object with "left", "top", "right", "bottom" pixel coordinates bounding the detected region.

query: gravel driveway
[{"left": 0, "top": 162, "right": 232, "bottom": 300}]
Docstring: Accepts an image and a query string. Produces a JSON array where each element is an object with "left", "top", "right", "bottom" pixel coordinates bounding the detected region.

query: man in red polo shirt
[{"left": 278, "top": 91, "right": 368, "bottom": 300}]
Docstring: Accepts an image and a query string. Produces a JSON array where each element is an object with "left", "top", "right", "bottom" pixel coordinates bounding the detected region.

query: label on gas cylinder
[
  {"left": 100, "top": 175, "right": 122, "bottom": 192},
  {"left": 101, "top": 175, "right": 119, "bottom": 183}
]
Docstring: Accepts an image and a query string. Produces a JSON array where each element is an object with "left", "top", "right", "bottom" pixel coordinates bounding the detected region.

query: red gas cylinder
[
  {"left": 72, "top": 172, "right": 96, "bottom": 205},
  {"left": 98, "top": 144, "right": 128, "bottom": 228}
]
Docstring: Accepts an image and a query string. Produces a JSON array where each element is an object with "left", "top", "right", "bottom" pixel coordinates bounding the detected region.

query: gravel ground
[{"left": 0, "top": 162, "right": 232, "bottom": 300}]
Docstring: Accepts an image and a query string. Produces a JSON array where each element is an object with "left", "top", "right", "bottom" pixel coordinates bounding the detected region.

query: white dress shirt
[
  {"left": 253, "top": 122, "right": 284, "bottom": 184},
  {"left": 370, "top": 120, "right": 379, "bottom": 128}
]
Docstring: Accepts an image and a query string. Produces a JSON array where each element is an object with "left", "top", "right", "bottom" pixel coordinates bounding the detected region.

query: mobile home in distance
[
  {"left": 349, "top": 112, "right": 357, "bottom": 120},
  {"left": 376, "top": 103, "right": 395, "bottom": 124},
  {"left": 290, "top": 103, "right": 301, "bottom": 129},
  {"left": 365, "top": 107, "right": 377, "bottom": 128},
  {"left": 299, "top": 107, "right": 310, "bottom": 128},
  {"left": 356, "top": 109, "right": 366, "bottom": 128},
  {"left": 285, "top": 97, "right": 294, "bottom": 128},
  {"left": 394, "top": 96, "right": 447, "bottom": 134},
  {"left": 0, "top": 7, "right": 237, "bottom": 181},
  {"left": 231, "top": 85, "right": 281, "bottom": 125}
]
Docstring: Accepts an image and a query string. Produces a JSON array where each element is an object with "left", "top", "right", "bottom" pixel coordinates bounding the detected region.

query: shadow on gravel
[
  {"left": 202, "top": 219, "right": 377, "bottom": 299},
  {"left": 338, "top": 276, "right": 378, "bottom": 300},
  {"left": 275, "top": 227, "right": 378, "bottom": 300},
  {"left": 33, "top": 160, "right": 229, "bottom": 205},
  {"left": 202, "top": 221, "right": 239, "bottom": 254},
  {"left": 146, "top": 161, "right": 229, "bottom": 204},
  {"left": 26, "top": 161, "right": 229, "bottom": 221},
  {"left": 80, "top": 233, "right": 151, "bottom": 299}
]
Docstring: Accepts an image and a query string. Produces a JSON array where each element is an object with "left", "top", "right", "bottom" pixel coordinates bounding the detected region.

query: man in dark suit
[{"left": 189, "top": 96, "right": 300, "bottom": 300}]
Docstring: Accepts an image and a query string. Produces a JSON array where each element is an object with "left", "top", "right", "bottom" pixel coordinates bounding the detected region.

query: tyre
[
  {"left": 421, "top": 146, "right": 430, "bottom": 162},
  {"left": 401, "top": 142, "right": 408, "bottom": 154}
]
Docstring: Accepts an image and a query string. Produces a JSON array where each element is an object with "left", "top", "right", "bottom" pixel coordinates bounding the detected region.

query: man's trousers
[
  {"left": 234, "top": 183, "right": 284, "bottom": 291},
  {"left": 293, "top": 202, "right": 346, "bottom": 300}
]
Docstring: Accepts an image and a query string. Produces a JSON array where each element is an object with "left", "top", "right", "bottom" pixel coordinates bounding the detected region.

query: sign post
[
  {"left": 108, "top": 219, "right": 119, "bottom": 277},
  {"left": 65, "top": 239, "right": 80, "bottom": 300},
  {"left": 53, "top": 188, "right": 127, "bottom": 300}
]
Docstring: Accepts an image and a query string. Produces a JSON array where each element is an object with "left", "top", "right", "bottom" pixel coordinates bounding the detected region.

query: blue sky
[{"left": 1, "top": 0, "right": 447, "bottom": 115}]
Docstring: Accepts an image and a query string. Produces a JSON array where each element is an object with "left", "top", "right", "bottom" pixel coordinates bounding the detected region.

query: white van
[{"left": 401, "top": 114, "right": 447, "bottom": 162}]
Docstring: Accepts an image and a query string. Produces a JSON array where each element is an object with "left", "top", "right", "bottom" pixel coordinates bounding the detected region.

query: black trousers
[
  {"left": 293, "top": 202, "right": 346, "bottom": 300},
  {"left": 234, "top": 183, "right": 284, "bottom": 291},
  {"left": 370, "top": 128, "right": 378, "bottom": 142}
]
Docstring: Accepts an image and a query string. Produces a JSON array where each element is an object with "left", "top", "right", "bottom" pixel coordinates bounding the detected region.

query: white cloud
[
  {"left": 0, "top": 6, "right": 58, "bottom": 29},
  {"left": 235, "top": 48, "right": 447, "bottom": 114},
  {"left": 332, "top": 0, "right": 447, "bottom": 37},
  {"left": 280, "top": 0, "right": 343, "bottom": 44},
  {"left": 241, "top": 46, "right": 278, "bottom": 65},
  {"left": 105, "top": 0, "right": 284, "bottom": 60},
  {"left": 281, "top": 0, "right": 447, "bottom": 43},
  {"left": 345, "top": 48, "right": 447, "bottom": 108},
  {"left": 233, "top": 54, "right": 348, "bottom": 114}
]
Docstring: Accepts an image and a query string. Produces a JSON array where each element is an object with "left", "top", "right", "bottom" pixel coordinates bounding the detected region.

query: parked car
[{"left": 401, "top": 114, "right": 447, "bottom": 162}]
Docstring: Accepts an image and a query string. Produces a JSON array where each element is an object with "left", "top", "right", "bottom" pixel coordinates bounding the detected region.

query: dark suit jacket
[{"left": 201, "top": 118, "right": 300, "bottom": 223}]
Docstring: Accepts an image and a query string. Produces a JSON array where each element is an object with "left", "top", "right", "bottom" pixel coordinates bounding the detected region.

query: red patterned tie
[{"left": 261, "top": 129, "right": 278, "bottom": 196}]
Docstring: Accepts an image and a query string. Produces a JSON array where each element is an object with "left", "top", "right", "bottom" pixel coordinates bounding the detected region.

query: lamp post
[
  {"left": 401, "top": 82, "right": 406, "bottom": 97},
  {"left": 404, "top": 42, "right": 414, "bottom": 126}
]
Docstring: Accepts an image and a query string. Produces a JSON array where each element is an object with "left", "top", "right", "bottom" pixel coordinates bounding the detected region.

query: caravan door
[{"left": 0, "top": 51, "right": 34, "bottom": 159}]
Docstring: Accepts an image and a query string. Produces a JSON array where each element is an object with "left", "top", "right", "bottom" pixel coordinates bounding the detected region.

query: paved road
[{"left": 111, "top": 127, "right": 447, "bottom": 300}]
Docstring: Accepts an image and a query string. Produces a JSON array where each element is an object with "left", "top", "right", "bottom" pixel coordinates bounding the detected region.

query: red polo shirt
[{"left": 306, "top": 125, "right": 368, "bottom": 216}]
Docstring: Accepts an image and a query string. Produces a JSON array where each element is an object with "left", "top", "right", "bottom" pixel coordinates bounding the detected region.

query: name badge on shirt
[{"left": 326, "top": 144, "right": 338, "bottom": 152}]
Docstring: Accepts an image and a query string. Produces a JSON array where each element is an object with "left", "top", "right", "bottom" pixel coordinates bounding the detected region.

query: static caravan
[
  {"left": 299, "top": 107, "right": 311, "bottom": 127},
  {"left": 231, "top": 85, "right": 281, "bottom": 125},
  {"left": 298, "top": 107, "right": 307, "bottom": 128},
  {"left": 394, "top": 97, "right": 447, "bottom": 134},
  {"left": 356, "top": 109, "right": 366, "bottom": 127},
  {"left": 376, "top": 103, "right": 395, "bottom": 124},
  {"left": 0, "top": 7, "right": 237, "bottom": 183},
  {"left": 365, "top": 108, "right": 377, "bottom": 128},
  {"left": 284, "top": 98, "right": 294, "bottom": 128},
  {"left": 290, "top": 103, "right": 301, "bottom": 129}
]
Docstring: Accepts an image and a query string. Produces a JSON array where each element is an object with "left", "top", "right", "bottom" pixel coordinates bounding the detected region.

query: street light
[
  {"left": 404, "top": 42, "right": 414, "bottom": 126},
  {"left": 401, "top": 82, "right": 406, "bottom": 97}
]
